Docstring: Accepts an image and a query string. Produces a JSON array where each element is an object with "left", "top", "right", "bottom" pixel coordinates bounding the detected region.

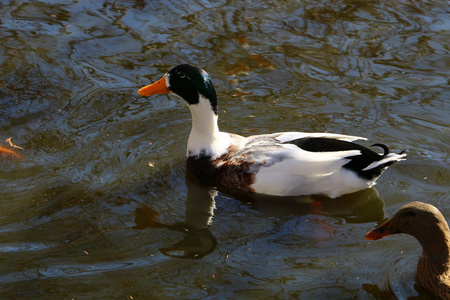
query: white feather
[
  {"left": 252, "top": 166, "right": 371, "bottom": 198},
  {"left": 362, "top": 153, "right": 407, "bottom": 171},
  {"left": 273, "top": 132, "right": 367, "bottom": 143},
  {"left": 186, "top": 95, "right": 230, "bottom": 158},
  {"left": 249, "top": 144, "right": 368, "bottom": 197}
]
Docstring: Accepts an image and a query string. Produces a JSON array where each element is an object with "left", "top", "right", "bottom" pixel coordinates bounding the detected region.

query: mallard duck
[
  {"left": 365, "top": 201, "right": 450, "bottom": 299},
  {"left": 137, "top": 64, "right": 406, "bottom": 198}
]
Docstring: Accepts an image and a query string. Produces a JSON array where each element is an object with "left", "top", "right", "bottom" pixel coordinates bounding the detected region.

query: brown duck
[{"left": 365, "top": 201, "right": 450, "bottom": 299}]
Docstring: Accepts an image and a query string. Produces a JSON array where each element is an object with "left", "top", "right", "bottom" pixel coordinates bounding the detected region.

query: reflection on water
[
  {"left": 136, "top": 170, "right": 385, "bottom": 260},
  {"left": 134, "top": 173, "right": 218, "bottom": 259},
  {"left": 1, "top": 0, "right": 449, "bottom": 298},
  {"left": 221, "top": 183, "right": 385, "bottom": 223}
]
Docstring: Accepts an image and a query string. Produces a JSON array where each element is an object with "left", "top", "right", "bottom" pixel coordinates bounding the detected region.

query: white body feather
[
  {"left": 250, "top": 153, "right": 372, "bottom": 198},
  {"left": 249, "top": 132, "right": 374, "bottom": 197}
]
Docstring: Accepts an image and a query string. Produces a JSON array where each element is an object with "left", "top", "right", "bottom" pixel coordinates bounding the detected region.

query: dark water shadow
[
  {"left": 362, "top": 283, "right": 435, "bottom": 300},
  {"left": 133, "top": 172, "right": 218, "bottom": 259},
  {"left": 133, "top": 168, "right": 385, "bottom": 259},
  {"left": 218, "top": 181, "right": 385, "bottom": 223}
]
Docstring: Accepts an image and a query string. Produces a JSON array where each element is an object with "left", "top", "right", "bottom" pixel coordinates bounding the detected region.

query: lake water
[{"left": 0, "top": 0, "right": 449, "bottom": 299}]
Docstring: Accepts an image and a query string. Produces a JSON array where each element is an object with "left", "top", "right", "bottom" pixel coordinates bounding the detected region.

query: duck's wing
[
  {"left": 273, "top": 132, "right": 406, "bottom": 177},
  {"left": 243, "top": 133, "right": 363, "bottom": 177},
  {"left": 241, "top": 132, "right": 405, "bottom": 197},
  {"left": 243, "top": 132, "right": 370, "bottom": 173},
  {"left": 271, "top": 131, "right": 367, "bottom": 143}
]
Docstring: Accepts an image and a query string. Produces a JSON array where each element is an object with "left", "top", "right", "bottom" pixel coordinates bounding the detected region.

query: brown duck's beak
[
  {"left": 364, "top": 219, "right": 399, "bottom": 240},
  {"left": 137, "top": 75, "right": 170, "bottom": 96}
]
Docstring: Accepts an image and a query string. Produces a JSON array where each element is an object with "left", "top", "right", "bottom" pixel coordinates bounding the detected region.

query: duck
[
  {"left": 365, "top": 201, "right": 450, "bottom": 299},
  {"left": 137, "top": 64, "right": 406, "bottom": 198}
]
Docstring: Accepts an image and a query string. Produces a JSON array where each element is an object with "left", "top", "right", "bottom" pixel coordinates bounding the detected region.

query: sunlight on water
[{"left": 0, "top": 0, "right": 448, "bottom": 298}]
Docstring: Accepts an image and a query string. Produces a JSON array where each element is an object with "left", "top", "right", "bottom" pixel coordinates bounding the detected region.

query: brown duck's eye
[{"left": 403, "top": 211, "right": 416, "bottom": 217}]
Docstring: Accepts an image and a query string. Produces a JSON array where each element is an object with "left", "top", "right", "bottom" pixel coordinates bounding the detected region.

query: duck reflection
[
  {"left": 224, "top": 184, "right": 385, "bottom": 223},
  {"left": 134, "top": 170, "right": 385, "bottom": 259},
  {"left": 134, "top": 173, "right": 218, "bottom": 259}
]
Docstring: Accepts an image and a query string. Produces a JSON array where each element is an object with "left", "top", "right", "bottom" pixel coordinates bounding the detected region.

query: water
[{"left": 0, "top": 0, "right": 449, "bottom": 298}]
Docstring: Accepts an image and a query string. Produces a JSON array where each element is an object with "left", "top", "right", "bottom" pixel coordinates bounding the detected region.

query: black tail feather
[
  {"left": 371, "top": 143, "right": 389, "bottom": 156},
  {"left": 283, "top": 137, "right": 404, "bottom": 181}
]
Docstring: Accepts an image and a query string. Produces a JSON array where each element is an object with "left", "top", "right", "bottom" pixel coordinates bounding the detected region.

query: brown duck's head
[{"left": 365, "top": 201, "right": 449, "bottom": 242}]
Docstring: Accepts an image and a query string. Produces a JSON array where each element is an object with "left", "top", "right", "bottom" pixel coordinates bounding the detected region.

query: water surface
[{"left": 1, "top": 0, "right": 449, "bottom": 299}]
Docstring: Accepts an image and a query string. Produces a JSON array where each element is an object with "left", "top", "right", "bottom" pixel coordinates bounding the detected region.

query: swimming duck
[
  {"left": 137, "top": 64, "right": 406, "bottom": 198},
  {"left": 365, "top": 201, "right": 450, "bottom": 299}
]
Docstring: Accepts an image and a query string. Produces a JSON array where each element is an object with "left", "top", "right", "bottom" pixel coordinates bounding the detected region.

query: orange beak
[
  {"left": 137, "top": 75, "right": 170, "bottom": 96},
  {"left": 364, "top": 219, "right": 399, "bottom": 240}
]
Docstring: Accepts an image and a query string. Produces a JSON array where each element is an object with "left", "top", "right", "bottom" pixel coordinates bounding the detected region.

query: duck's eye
[
  {"left": 403, "top": 211, "right": 416, "bottom": 217},
  {"left": 178, "top": 71, "right": 186, "bottom": 79}
]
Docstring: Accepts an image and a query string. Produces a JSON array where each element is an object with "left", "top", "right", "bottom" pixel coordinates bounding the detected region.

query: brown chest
[{"left": 186, "top": 154, "right": 256, "bottom": 192}]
